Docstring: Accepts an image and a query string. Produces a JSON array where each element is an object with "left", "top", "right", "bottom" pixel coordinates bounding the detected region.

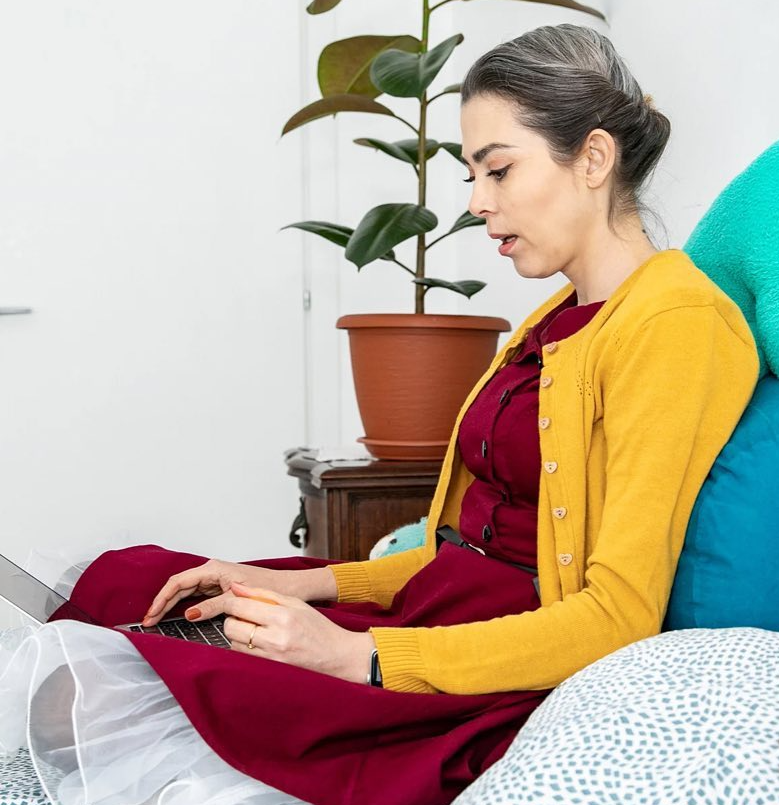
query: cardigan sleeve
[
  {"left": 330, "top": 546, "right": 428, "bottom": 607},
  {"left": 369, "top": 305, "right": 759, "bottom": 694}
]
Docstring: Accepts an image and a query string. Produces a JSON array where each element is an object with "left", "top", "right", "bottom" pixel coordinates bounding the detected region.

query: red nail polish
[{"left": 185, "top": 607, "right": 202, "bottom": 621}]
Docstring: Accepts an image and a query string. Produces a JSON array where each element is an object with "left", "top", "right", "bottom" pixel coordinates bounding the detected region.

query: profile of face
[{"left": 460, "top": 94, "right": 612, "bottom": 280}]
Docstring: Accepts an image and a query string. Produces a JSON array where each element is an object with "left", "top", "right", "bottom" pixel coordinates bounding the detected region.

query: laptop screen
[{"left": 0, "top": 553, "right": 98, "bottom": 625}]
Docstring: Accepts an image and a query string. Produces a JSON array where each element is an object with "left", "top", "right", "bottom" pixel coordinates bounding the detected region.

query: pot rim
[{"left": 336, "top": 313, "right": 511, "bottom": 332}]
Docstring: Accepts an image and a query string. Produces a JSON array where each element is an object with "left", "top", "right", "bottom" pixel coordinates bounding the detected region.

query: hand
[
  {"left": 220, "top": 582, "right": 376, "bottom": 684},
  {"left": 143, "top": 559, "right": 285, "bottom": 627}
]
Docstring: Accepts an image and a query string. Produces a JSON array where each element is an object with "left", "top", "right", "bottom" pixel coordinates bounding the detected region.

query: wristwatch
[{"left": 367, "top": 648, "right": 383, "bottom": 687}]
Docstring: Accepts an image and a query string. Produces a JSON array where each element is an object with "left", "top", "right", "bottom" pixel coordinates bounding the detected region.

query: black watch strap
[{"left": 368, "top": 648, "right": 383, "bottom": 687}]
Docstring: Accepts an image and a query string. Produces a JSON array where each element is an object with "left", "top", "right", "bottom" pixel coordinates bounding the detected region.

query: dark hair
[{"left": 461, "top": 24, "right": 671, "bottom": 234}]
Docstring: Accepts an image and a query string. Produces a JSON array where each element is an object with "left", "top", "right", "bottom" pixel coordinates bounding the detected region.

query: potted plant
[{"left": 282, "top": 0, "right": 606, "bottom": 460}]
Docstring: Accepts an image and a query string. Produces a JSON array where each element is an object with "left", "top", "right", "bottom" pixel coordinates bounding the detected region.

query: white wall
[{"left": 0, "top": 1, "right": 307, "bottom": 566}]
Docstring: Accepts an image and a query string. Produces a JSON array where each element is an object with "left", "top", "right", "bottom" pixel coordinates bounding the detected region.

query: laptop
[{"left": 0, "top": 552, "right": 230, "bottom": 648}]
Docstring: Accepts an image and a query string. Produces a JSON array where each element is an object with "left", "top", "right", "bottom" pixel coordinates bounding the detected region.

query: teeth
[{"left": 502, "top": 235, "right": 517, "bottom": 243}]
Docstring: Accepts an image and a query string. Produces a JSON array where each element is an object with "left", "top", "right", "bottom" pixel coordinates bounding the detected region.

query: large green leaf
[
  {"left": 353, "top": 138, "right": 418, "bottom": 165},
  {"left": 412, "top": 278, "right": 486, "bottom": 298},
  {"left": 318, "top": 36, "right": 420, "bottom": 98},
  {"left": 355, "top": 137, "right": 442, "bottom": 165},
  {"left": 448, "top": 211, "right": 485, "bottom": 234},
  {"left": 370, "top": 34, "right": 464, "bottom": 99},
  {"left": 462, "top": 0, "right": 606, "bottom": 21},
  {"left": 282, "top": 94, "right": 396, "bottom": 136},
  {"left": 345, "top": 204, "right": 437, "bottom": 269},
  {"left": 282, "top": 220, "right": 397, "bottom": 260},
  {"left": 280, "top": 220, "right": 353, "bottom": 249},
  {"left": 439, "top": 142, "right": 463, "bottom": 162},
  {"left": 306, "top": 0, "right": 342, "bottom": 14}
]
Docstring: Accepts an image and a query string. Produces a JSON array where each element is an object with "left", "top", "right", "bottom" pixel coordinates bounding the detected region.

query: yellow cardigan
[{"left": 331, "top": 249, "right": 759, "bottom": 695}]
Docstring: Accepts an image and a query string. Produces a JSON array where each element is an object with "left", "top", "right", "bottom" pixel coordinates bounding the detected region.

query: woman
[{"left": 0, "top": 23, "right": 758, "bottom": 805}]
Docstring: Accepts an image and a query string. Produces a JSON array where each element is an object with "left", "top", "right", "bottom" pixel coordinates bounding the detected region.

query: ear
[{"left": 582, "top": 128, "right": 617, "bottom": 189}]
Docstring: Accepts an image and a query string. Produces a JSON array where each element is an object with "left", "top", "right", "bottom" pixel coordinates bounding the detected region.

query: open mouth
[{"left": 501, "top": 235, "right": 518, "bottom": 245}]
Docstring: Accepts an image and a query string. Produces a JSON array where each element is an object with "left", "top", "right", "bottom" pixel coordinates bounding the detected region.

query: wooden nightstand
[{"left": 284, "top": 448, "right": 442, "bottom": 562}]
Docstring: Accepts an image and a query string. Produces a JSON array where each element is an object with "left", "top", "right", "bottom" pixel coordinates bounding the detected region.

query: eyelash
[{"left": 462, "top": 167, "right": 510, "bottom": 184}]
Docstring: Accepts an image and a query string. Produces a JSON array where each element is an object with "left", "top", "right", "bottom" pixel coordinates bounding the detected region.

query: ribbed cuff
[
  {"left": 370, "top": 627, "right": 436, "bottom": 694},
  {"left": 331, "top": 562, "right": 372, "bottom": 603}
]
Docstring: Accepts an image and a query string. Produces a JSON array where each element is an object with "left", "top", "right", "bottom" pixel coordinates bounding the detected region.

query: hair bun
[{"left": 643, "top": 93, "right": 655, "bottom": 109}]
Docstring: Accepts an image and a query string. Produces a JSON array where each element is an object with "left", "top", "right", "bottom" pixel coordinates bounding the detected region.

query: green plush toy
[
  {"left": 684, "top": 140, "right": 779, "bottom": 379},
  {"left": 370, "top": 518, "right": 427, "bottom": 559}
]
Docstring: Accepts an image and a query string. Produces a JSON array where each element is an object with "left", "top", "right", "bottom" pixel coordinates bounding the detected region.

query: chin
[{"left": 511, "top": 258, "right": 548, "bottom": 280}]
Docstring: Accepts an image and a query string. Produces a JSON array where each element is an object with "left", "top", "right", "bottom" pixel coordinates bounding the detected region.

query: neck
[{"left": 565, "top": 215, "right": 658, "bottom": 306}]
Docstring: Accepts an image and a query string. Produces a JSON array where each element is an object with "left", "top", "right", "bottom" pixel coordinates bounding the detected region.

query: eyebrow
[{"left": 464, "top": 142, "right": 518, "bottom": 166}]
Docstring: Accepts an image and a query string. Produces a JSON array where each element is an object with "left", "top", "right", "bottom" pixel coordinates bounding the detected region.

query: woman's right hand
[{"left": 142, "top": 559, "right": 337, "bottom": 627}]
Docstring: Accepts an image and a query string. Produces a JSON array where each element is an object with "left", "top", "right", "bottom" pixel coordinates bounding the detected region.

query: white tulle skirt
[{"left": 0, "top": 560, "right": 311, "bottom": 805}]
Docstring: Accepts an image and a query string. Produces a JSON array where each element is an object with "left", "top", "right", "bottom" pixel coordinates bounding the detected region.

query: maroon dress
[{"left": 69, "top": 289, "right": 606, "bottom": 805}]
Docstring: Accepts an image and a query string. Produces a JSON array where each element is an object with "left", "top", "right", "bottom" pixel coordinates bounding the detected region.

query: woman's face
[{"left": 460, "top": 94, "right": 598, "bottom": 280}]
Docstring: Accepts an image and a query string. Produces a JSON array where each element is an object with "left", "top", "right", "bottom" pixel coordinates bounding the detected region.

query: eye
[
  {"left": 462, "top": 176, "right": 475, "bottom": 184},
  {"left": 487, "top": 166, "right": 510, "bottom": 182}
]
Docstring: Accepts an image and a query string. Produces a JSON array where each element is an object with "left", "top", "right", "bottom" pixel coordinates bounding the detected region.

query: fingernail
[{"left": 185, "top": 607, "right": 202, "bottom": 621}]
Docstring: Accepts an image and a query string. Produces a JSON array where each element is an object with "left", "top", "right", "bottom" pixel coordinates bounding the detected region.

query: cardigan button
[
  {"left": 540, "top": 376, "right": 553, "bottom": 388},
  {"left": 552, "top": 506, "right": 568, "bottom": 519},
  {"left": 544, "top": 461, "right": 558, "bottom": 474},
  {"left": 544, "top": 341, "right": 559, "bottom": 354},
  {"left": 558, "top": 553, "right": 573, "bottom": 566},
  {"left": 539, "top": 417, "right": 551, "bottom": 430}
]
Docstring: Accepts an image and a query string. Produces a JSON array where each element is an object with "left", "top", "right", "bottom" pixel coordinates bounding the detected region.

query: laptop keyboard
[{"left": 128, "top": 614, "right": 230, "bottom": 648}]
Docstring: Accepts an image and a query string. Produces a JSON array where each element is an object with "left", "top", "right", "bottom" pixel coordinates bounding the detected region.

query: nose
[{"left": 467, "top": 179, "right": 494, "bottom": 219}]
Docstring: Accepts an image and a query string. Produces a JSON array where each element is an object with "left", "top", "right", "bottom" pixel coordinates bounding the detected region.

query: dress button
[
  {"left": 539, "top": 417, "right": 551, "bottom": 430},
  {"left": 558, "top": 553, "right": 573, "bottom": 566},
  {"left": 552, "top": 506, "right": 568, "bottom": 519},
  {"left": 540, "top": 376, "right": 553, "bottom": 388},
  {"left": 500, "top": 490, "right": 508, "bottom": 502},
  {"left": 482, "top": 525, "right": 492, "bottom": 542},
  {"left": 499, "top": 389, "right": 510, "bottom": 404},
  {"left": 481, "top": 439, "right": 488, "bottom": 458},
  {"left": 544, "top": 341, "right": 559, "bottom": 354},
  {"left": 544, "top": 461, "right": 558, "bottom": 474}
]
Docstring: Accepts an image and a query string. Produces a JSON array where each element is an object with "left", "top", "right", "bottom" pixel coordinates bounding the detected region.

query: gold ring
[{"left": 247, "top": 624, "right": 258, "bottom": 651}]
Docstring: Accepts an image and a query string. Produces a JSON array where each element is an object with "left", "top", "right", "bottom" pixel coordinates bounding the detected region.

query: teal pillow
[{"left": 664, "top": 375, "right": 779, "bottom": 631}]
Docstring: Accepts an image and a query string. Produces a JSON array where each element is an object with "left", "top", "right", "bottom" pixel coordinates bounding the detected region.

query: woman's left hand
[{"left": 217, "top": 582, "right": 376, "bottom": 685}]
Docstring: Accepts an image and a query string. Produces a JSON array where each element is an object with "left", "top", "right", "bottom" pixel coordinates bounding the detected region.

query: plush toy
[
  {"left": 369, "top": 518, "right": 427, "bottom": 560},
  {"left": 684, "top": 139, "right": 779, "bottom": 379}
]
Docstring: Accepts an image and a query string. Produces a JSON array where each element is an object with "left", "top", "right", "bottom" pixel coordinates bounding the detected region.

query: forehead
[{"left": 460, "top": 95, "right": 543, "bottom": 162}]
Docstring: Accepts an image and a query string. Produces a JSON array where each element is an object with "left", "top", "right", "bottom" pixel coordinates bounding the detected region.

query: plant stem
[
  {"left": 390, "top": 258, "right": 416, "bottom": 276},
  {"left": 415, "top": 0, "right": 431, "bottom": 315},
  {"left": 429, "top": 0, "right": 458, "bottom": 11}
]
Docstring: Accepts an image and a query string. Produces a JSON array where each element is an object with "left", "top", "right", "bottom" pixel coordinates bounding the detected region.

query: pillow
[
  {"left": 663, "top": 374, "right": 779, "bottom": 631},
  {"left": 454, "top": 627, "right": 779, "bottom": 805}
]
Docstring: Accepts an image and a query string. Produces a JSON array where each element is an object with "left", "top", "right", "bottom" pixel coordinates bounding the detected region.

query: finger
[
  {"left": 222, "top": 596, "right": 280, "bottom": 626},
  {"left": 230, "top": 582, "right": 283, "bottom": 606},
  {"left": 143, "top": 585, "right": 199, "bottom": 626},
  {"left": 144, "top": 564, "right": 215, "bottom": 624},
  {"left": 184, "top": 591, "right": 234, "bottom": 622},
  {"left": 223, "top": 615, "right": 261, "bottom": 646},
  {"left": 145, "top": 571, "right": 202, "bottom": 617}
]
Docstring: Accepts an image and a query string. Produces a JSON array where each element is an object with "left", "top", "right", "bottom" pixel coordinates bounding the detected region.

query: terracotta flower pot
[{"left": 336, "top": 314, "right": 512, "bottom": 460}]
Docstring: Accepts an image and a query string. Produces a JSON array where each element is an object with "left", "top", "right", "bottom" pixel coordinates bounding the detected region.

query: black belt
[{"left": 435, "top": 525, "right": 541, "bottom": 599}]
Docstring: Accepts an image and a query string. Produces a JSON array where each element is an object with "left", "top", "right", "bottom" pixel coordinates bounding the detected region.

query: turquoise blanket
[{"left": 684, "top": 140, "right": 779, "bottom": 379}]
